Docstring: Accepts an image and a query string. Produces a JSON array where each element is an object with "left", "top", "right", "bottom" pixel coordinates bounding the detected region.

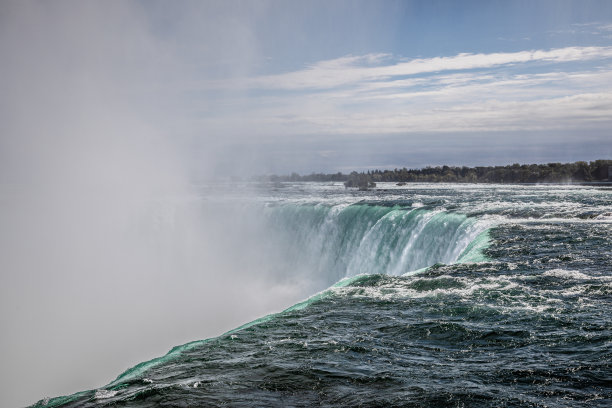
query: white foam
[
  {"left": 595, "top": 213, "right": 612, "bottom": 221},
  {"left": 332, "top": 274, "right": 521, "bottom": 302},
  {"left": 543, "top": 269, "right": 592, "bottom": 280},
  {"left": 94, "top": 389, "right": 118, "bottom": 399}
]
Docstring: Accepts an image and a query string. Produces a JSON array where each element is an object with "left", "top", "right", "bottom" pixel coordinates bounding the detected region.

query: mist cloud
[{"left": 0, "top": 2, "right": 293, "bottom": 406}]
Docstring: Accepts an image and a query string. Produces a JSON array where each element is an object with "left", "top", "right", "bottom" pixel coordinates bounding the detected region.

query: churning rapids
[{"left": 32, "top": 183, "right": 611, "bottom": 407}]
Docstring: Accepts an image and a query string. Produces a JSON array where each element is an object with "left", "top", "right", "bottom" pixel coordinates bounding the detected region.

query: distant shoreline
[{"left": 264, "top": 160, "right": 612, "bottom": 188}]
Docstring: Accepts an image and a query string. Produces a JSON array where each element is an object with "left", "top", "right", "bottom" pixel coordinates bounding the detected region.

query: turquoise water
[{"left": 32, "top": 183, "right": 611, "bottom": 407}]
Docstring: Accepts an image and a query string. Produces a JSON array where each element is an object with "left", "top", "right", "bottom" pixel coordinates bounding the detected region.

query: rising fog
[{"left": 0, "top": 2, "right": 302, "bottom": 407}]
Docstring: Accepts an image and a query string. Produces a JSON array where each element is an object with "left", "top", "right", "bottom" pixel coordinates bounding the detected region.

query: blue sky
[
  {"left": 249, "top": 1, "right": 612, "bottom": 66},
  {"left": 138, "top": 0, "right": 612, "bottom": 174}
]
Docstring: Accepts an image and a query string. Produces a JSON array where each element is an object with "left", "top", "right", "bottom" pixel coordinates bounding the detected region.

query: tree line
[{"left": 266, "top": 160, "right": 612, "bottom": 188}]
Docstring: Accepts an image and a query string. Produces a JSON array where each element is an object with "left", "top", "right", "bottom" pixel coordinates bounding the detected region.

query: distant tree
[{"left": 269, "top": 160, "right": 612, "bottom": 184}]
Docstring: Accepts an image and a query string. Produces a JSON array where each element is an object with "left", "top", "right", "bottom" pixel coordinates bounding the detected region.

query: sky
[
  {"left": 1, "top": 1, "right": 612, "bottom": 407},
  {"left": 4, "top": 1, "right": 610, "bottom": 177},
  {"left": 146, "top": 0, "right": 612, "bottom": 174}
]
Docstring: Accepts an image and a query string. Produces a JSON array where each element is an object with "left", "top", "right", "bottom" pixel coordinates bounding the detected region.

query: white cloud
[
  {"left": 196, "top": 56, "right": 612, "bottom": 138},
  {"left": 255, "top": 92, "right": 612, "bottom": 135},
  {"left": 240, "top": 46, "right": 612, "bottom": 91}
]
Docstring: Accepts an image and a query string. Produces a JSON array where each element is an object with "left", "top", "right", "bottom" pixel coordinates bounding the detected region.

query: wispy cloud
[
  {"left": 241, "top": 46, "right": 612, "bottom": 91},
  {"left": 549, "top": 22, "right": 612, "bottom": 38}
]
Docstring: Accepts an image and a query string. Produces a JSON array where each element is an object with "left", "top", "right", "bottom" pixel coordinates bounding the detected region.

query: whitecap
[
  {"left": 542, "top": 269, "right": 591, "bottom": 280},
  {"left": 94, "top": 389, "right": 118, "bottom": 399}
]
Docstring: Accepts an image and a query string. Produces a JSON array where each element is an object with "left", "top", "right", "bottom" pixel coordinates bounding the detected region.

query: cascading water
[{"left": 261, "top": 203, "right": 491, "bottom": 285}]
